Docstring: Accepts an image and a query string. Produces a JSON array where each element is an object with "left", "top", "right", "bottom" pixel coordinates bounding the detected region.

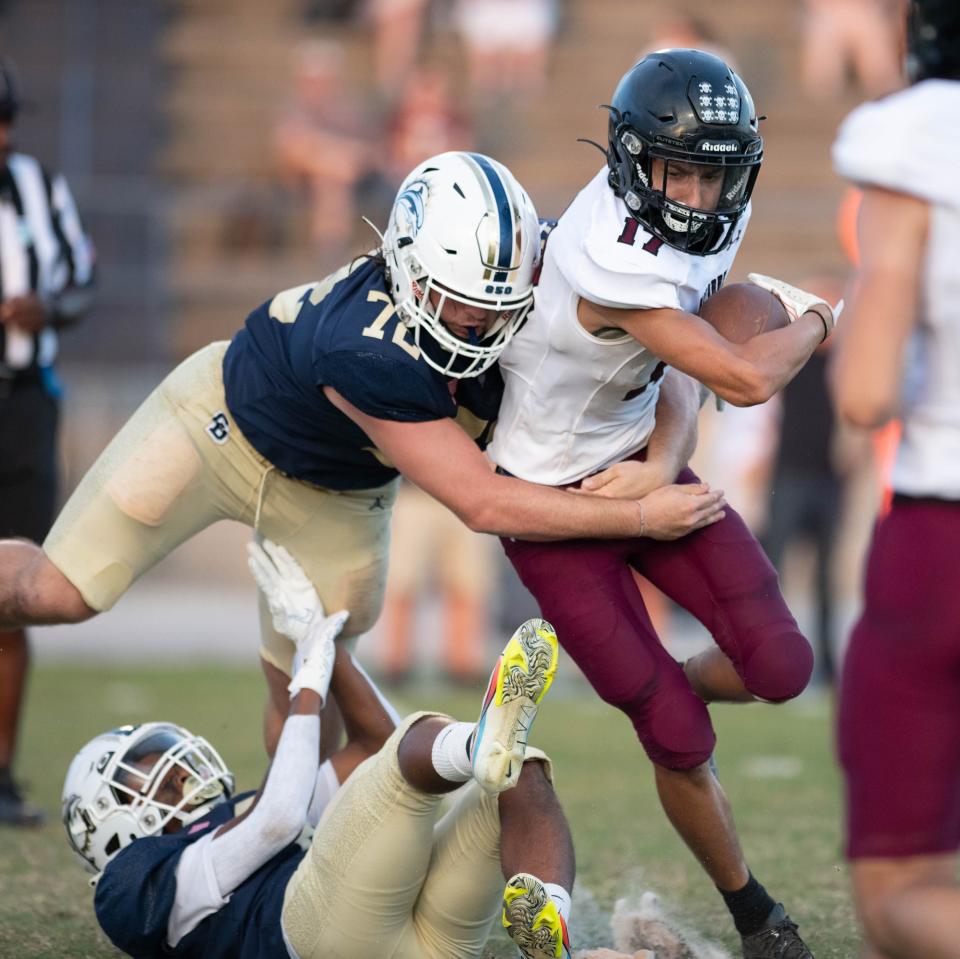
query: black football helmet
[
  {"left": 907, "top": 0, "right": 960, "bottom": 82},
  {"left": 605, "top": 48, "right": 763, "bottom": 256}
]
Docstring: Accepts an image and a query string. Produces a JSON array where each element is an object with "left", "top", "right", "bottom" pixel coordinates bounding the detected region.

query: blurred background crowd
[{"left": 2, "top": 0, "right": 908, "bottom": 689}]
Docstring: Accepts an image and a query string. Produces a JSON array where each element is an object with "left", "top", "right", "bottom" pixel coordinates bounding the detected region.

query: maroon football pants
[
  {"left": 501, "top": 467, "right": 813, "bottom": 770},
  {"left": 839, "top": 496, "right": 960, "bottom": 859}
]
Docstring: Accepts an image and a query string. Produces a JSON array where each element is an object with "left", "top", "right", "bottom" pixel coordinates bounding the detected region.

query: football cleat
[
  {"left": 0, "top": 775, "right": 44, "bottom": 828},
  {"left": 741, "top": 904, "right": 813, "bottom": 959},
  {"left": 471, "top": 618, "right": 558, "bottom": 795},
  {"left": 502, "top": 873, "right": 571, "bottom": 959}
]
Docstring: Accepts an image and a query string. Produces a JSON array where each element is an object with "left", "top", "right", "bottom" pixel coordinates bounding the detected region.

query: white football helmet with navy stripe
[
  {"left": 62, "top": 722, "right": 233, "bottom": 876},
  {"left": 382, "top": 151, "right": 540, "bottom": 378}
]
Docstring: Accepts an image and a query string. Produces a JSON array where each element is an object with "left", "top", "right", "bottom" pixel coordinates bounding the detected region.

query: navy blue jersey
[
  {"left": 94, "top": 792, "right": 303, "bottom": 959},
  {"left": 223, "top": 258, "right": 502, "bottom": 490}
]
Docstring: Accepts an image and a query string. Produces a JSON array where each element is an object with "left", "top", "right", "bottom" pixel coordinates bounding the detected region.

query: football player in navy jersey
[
  {"left": 831, "top": 2, "right": 960, "bottom": 955},
  {"left": 0, "top": 151, "right": 724, "bottom": 754},
  {"left": 63, "top": 539, "right": 575, "bottom": 959},
  {"left": 488, "top": 51, "right": 843, "bottom": 957}
]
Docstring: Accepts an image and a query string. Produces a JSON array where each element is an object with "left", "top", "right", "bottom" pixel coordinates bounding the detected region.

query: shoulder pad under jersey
[{"left": 552, "top": 170, "right": 685, "bottom": 311}]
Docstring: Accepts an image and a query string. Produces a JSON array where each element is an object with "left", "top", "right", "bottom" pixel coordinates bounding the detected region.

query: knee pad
[
  {"left": 620, "top": 678, "right": 717, "bottom": 771},
  {"left": 742, "top": 627, "right": 814, "bottom": 702}
]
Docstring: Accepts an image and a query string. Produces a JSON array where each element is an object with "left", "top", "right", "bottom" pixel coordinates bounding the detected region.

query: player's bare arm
[
  {"left": 326, "top": 386, "right": 724, "bottom": 542},
  {"left": 216, "top": 645, "right": 392, "bottom": 842},
  {"left": 573, "top": 368, "right": 726, "bottom": 537},
  {"left": 578, "top": 368, "right": 700, "bottom": 499},
  {"left": 0, "top": 539, "right": 93, "bottom": 629},
  {"left": 212, "top": 685, "right": 325, "bottom": 842},
  {"left": 324, "top": 385, "right": 646, "bottom": 540},
  {"left": 214, "top": 541, "right": 395, "bottom": 859},
  {"left": 578, "top": 295, "right": 826, "bottom": 407},
  {"left": 643, "top": 367, "right": 701, "bottom": 473},
  {"left": 832, "top": 186, "right": 929, "bottom": 429}
]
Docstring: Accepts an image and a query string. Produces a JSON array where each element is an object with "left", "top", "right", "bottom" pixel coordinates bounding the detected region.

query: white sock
[
  {"left": 431, "top": 721, "right": 475, "bottom": 782},
  {"left": 544, "top": 883, "right": 572, "bottom": 926}
]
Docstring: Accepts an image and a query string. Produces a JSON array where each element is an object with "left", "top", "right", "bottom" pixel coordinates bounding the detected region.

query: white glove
[
  {"left": 747, "top": 272, "right": 843, "bottom": 341},
  {"left": 246, "top": 539, "right": 349, "bottom": 702}
]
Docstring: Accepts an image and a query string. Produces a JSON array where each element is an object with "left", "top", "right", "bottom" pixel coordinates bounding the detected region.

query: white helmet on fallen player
[
  {"left": 382, "top": 151, "right": 540, "bottom": 378},
  {"left": 62, "top": 722, "right": 234, "bottom": 876}
]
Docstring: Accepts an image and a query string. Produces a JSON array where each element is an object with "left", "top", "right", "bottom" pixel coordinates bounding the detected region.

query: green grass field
[{"left": 0, "top": 662, "right": 861, "bottom": 958}]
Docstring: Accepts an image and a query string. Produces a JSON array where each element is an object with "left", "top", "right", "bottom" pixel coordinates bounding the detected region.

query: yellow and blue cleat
[
  {"left": 471, "top": 618, "right": 558, "bottom": 795},
  {"left": 502, "top": 872, "right": 571, "bottom": 959}
]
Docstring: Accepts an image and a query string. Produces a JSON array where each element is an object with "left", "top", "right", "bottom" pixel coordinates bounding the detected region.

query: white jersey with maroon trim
[
  {"left": 489, "top": 168, "right": 749, "bottom": 485},
  {"left": 834, "top": 79, "right": 960, "bottom": 499}
]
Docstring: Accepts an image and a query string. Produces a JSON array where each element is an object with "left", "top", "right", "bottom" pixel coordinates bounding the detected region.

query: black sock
[
  {"left": 0, "top": 766, "right": 16, "bottom": 796},
  {"left": 719, "top": 873, "right": 776, "bottom": 936}
]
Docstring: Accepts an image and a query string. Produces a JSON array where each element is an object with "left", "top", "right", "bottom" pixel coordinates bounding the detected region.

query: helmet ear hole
[{"left": 621, "top": 130, "right": 644, "bottom": 156}]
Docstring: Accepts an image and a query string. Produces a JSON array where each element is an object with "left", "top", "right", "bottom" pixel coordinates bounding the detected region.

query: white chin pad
[{"left": 663, "top": 203, "right": 707, "bottom": 234}]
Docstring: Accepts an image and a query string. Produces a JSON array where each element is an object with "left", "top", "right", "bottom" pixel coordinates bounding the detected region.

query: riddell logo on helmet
[{"left": 699, "top": 141, "right": 738, "bottom": 153}]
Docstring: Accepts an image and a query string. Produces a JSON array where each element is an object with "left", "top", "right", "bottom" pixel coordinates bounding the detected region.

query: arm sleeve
[
  {"left": 203, "top": 714, "right": 319, "bottom": 898},
  {"left": 166, "top": 714, "right": 320, "bottom": 944}
]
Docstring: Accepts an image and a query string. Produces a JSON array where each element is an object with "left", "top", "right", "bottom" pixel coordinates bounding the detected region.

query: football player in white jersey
[
  {"left": 831, "top": 2, "right": 960, "bottom": 955},
  {"left": 490, "top": 49, "right": 842, "bottom": 957}
]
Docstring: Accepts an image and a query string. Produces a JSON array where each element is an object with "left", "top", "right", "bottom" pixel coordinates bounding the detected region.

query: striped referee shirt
[{"left": 0, "top": 150, "right": 94, "bottom": 377}]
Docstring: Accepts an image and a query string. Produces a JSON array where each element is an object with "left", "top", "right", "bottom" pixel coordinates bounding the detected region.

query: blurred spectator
[
  {"left": 364, "top": 0, "right": 432, "bottom": 100},
  {"left": 273, "top": 40, "right": 375, "bottom": 253},
  {"left": 383, "top": 66, "right": 473, "bottom": 188},
  {"left": 301, "top": 0, "right": 361, "bottom": 23},
  {"left": 799, "top": 0, "right": 906, "bottom": 99},
  {"left": 453, "top": 0, "right": 559, "bottom": 100},
  {"left": 696, "top": 401, "right": 778, "bottom": 534},
  {"left": 379, "top": 481, "right": 495, "bottom": 684},
  {"left": 642, "top": 11, "right": 736, "bottom": 64}
]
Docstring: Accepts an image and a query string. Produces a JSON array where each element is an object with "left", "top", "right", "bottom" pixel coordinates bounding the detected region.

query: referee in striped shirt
[{"left": 0, "top": 60, "right": 94, "bottom": 826}]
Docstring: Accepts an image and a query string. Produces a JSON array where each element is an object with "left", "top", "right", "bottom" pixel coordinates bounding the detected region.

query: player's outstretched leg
[
  {"left": 471, "top": 618, "right": 558, "bottom": 795},
  {"left": 740, "top": 903, "right": 813, "bottom": 959},
  {"left": 502, "top": 872, "right": 572, "bottom": 959}
]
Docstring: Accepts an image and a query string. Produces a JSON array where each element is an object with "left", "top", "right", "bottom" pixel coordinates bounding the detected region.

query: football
[{"left": 698, "top": 282, "right": 790, "bottom": 343}]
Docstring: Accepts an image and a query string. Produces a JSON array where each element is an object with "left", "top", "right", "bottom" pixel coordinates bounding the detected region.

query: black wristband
[{"left": 804, "top": 304, "right": 832, "bottom": 343}]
